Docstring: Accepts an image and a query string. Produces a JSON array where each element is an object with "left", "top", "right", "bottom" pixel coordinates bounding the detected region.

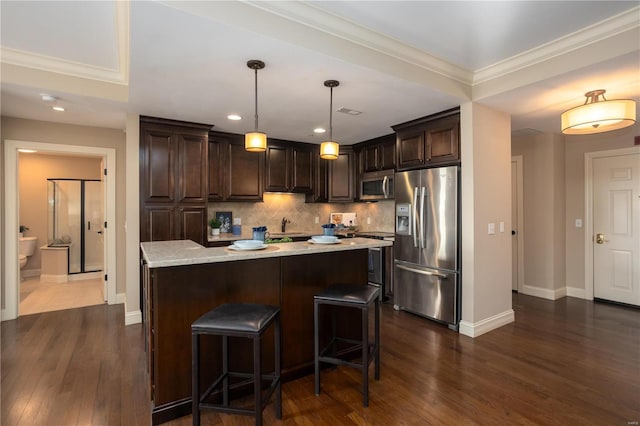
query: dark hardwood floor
[{"left": 2, "top": 293, "right": 639, "bottom": 425}]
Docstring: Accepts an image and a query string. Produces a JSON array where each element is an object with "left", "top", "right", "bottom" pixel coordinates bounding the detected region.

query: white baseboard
[
  {"left": 40, "top": 274, "right": 68, "bottom": 283},
  {"left": 68, "top": 271, "right": 102, "bottom": 281},
  {"left": 566, "top": 287, "right": 588, "bottom": 299},
  {"left": 521, "top": 284, "right": 567, "bottom": 300},
  {"left": 1, "top": 309, "right": 10, "bottom": 321},
  {"left": 116, "top": 292, "right": 126, "bottom": 304},
  {"left": 125, "top": 310, "right": 142, "bottom": 326},
  {"left": 20, "top": 269, "right": 40, "bottom": 278},
  {"left": 459, "top": 309, "right": 515, "bottom": 338}
]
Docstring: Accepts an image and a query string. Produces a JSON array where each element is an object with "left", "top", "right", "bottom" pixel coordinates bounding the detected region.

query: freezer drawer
[{"left": 393, "top": 261, "right": 458, "bottom": 325}]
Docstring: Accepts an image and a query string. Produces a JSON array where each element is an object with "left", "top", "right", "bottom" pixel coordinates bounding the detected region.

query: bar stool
[
  {"left": 191, "top": 303, "right": 281, "bottom": 426},
  {"left": 314, "top": 283, "right": 381, "bottom": 407}
]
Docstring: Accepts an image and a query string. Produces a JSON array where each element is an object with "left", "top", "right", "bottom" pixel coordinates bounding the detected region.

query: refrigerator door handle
[
  {"left": 419, "top": 186, "right": 426, "bottom": 249},
  {"left": 413, "top": 187, "right": 419, "bottom": 247},
  {"left": 396, "top": 263, "right": 448, "bottom": 280}
]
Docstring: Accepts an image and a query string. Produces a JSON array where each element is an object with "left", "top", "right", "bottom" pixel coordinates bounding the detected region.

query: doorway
[
  {"left": 511, "top": 156, "right": 524, "bottom": 292},
  {"left": 585, "top": 147, "right": 640, "bottom": 305},
  {"left": 3, "top": 140, "right": 117, "bottom": 321}
]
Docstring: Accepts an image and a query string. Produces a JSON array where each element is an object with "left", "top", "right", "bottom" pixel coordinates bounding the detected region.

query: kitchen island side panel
[
  {"left": 146, "top": 249, "right": 369, "bottom": 423},
  {"left": 152, "top": 258, "right": 281, "bottom": 407},
  {"left": 281, "top": 249, "right": 368, "bottom": 374}
]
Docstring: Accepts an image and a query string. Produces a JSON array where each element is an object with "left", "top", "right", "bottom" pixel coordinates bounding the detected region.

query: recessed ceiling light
[
  {"left": 41, "top": 94, "right": 57, "bottom": 102},
  {"left": 336, "top": 107, "right": 362, "bottom": 115},
  {"left": 227, "top": 114, "right": 242, "bottom": 121},
  {"left": 18, "top": 149, "right": 37, "bottom": 153},
  {"left": 52, "top": 106, "right": 65, "bottom": 112},
  {"left": 314, "top": 127, "right": 326, "bottom": 134}
]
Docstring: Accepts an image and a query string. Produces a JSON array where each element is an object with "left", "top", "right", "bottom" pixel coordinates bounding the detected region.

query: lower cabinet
[{"left": 142, "top": 205, "right": 206, "bottom": 245}]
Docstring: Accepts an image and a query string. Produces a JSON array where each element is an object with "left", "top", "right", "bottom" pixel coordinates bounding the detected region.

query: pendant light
[
  {"left": 245, "top": 60, "right": 267, "bottom": 152},
  {"left": 320, "top": 80, "right": 340, "bottom": 160},
  {"left": 561, "top": 89, "right": 636, "bottom": 135}
]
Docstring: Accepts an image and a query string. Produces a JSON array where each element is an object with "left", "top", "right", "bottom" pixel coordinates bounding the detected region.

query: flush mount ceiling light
[
  {"left": 245, "top": 59, "right": 267, "bottom": 152},
  {"left": 320, "top": 80, "right": 340, "bottom": 160},
  {"left": 561, "top": 89, "right": 636, "bottom": 135},
  {"left": 52, "top": 106, "right": 65, "bottom": 112},
  {"left": 314, "top": 127, "right": 326, "bottom": 134},
  {"left": 227, "top": 114, "right": 242, "bottom": 121}
]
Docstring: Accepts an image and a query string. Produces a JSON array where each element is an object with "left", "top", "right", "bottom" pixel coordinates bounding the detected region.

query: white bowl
[
  {"left": 311, "top": 235, "right": 338, "bottom": 243},
  {"left": 233, "top": 239, "right": 264, "bottom": 249}
]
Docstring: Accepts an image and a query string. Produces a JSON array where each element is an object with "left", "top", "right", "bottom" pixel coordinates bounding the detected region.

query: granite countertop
[{"left": 141, "top": 237, "right": 392, "bottom": 268}]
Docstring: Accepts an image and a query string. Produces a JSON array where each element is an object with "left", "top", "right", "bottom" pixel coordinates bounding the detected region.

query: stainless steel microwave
[{"left": 359, "top": 169, "right": 394, "bottom": 201}]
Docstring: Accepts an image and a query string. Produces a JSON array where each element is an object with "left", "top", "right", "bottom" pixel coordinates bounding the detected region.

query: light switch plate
[
  {"left": 499, "top": 222, "right": 505, "bottom": 233},
  {"left": 488, "top": 223, "right": 495, "bottom": 235},
  {"left": 575, "top": 219, "right": 582, "bottom": 228}
]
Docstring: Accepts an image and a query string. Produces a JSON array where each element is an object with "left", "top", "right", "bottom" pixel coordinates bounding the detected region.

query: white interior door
[{"left": 593, "top": 153, "right": 640, "bottom": 305}]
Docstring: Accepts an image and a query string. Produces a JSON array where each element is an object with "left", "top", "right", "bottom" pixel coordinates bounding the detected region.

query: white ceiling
[{"left": 1, "top": 1, "right": 638, "bottom": 144}]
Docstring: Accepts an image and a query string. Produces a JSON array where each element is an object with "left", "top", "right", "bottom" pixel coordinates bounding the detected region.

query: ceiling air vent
[{"left": 336, "top": 107, "right": 362, "bottom": 115}]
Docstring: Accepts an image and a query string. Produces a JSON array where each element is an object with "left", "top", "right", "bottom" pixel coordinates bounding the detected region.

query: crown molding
[
  {"left": 245, "top": 0, "right": 474, "bottom": 86},
  {"left": 474, "top": 6, "right": 640, "bottom": 85},
  {"left": 0, "top": 0, "right": 129, "bottom": 86}
]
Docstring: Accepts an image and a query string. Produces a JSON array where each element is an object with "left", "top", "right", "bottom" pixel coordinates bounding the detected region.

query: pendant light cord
[
  {"left": 329, "top": 86, "right": 333, "bottom": 141},
  {"left": 254, "top": 68, "right": 259, "bottom": 132}
]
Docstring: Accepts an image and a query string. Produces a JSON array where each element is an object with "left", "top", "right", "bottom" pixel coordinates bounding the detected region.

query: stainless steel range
[{"left": 357, "top": 232, "right": 394, "bottom": 301}]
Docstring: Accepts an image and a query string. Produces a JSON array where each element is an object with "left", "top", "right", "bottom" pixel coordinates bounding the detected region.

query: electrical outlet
[
  {"left": 315, "top": 217, "right": 319, "bottom": 224},
  {"left": 367, "top": 217, "right": 371, "bottom": 225},
  {"left": 499, "top": 222, "right": 505, "bottom": 233}
]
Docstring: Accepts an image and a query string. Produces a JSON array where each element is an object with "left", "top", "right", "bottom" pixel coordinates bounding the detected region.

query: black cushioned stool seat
[
  {"left": 314, "top": 283, "right": 381, "bottom": 407},
  {"left": 191, "top": 303, "right": 281, "bottom": 426}
]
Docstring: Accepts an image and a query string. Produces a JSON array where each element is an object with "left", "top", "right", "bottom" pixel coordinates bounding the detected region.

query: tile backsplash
[{"left": 208, "top": 193, "right": 395, "bottom": 234}]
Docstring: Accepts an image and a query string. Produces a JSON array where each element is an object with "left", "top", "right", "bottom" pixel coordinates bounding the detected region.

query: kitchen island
[{"left": 140, "top": 238, "right": 392, "bottom": 424}]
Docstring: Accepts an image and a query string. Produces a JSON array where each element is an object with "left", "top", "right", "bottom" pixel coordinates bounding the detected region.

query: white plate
[
  {"left": 307, "top": 239, "right": 341, "bottom": 245},
  {"left": 228, "top": 243, "right": 268, "bottom": 251}
]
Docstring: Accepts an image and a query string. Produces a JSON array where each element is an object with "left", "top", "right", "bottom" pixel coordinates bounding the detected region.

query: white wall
[{"left": 459, "top": 102, "right": 514, "bottom": 337}]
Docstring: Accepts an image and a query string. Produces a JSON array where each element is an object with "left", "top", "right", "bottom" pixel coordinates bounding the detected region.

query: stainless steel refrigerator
[{"left": 394, "top": 165, "right": 460, "bottom": 327}]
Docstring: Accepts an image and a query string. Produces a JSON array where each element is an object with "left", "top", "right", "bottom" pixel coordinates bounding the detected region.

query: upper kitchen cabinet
[
  {"left": 393, "top": 108, "right": 460, "bottom": 171},
  {"left": 208, "top": 135, "right": 224, "bottom": 201},
  {"left": 328, "top": 147, "right": 355, "bottom": 202},
  {"left": 140, "top": 116, "right": 211, "bottom": 244},
  {"left": 224, "top": 135, "right": 265, "bottom": 201},
  {"left": 265, "top": 139, "right": 313, "bottom": 193},
  {"left": 359, "top": 134, "right": 396, "bottom": 172},
  {"left": 306, "top": 145, "right": 328, "bottom": 203}
]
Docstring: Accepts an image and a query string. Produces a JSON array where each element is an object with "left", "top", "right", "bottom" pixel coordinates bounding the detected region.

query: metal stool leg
[
  {"left": 362, "top": 306, "right": 369, "bottom": 407},
  {"left": 254, "top": 334, "right": 262, "bottom": 426},
  {"left": 275, "top": 314, "right": 282, "bottom": 419},
  {"left": 314, "top": 299, "right": 320, "bottom": 395},
  {"left": 192, "top": 333, "right": 200, "bottom": 426},
  {"left": 375, "top": 296, "right": 380, "bottom": 380},
  {"left": 222, "top": 335, "right": 229, "bottom": 406}
]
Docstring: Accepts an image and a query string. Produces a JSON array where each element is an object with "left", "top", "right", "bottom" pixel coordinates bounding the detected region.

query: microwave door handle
[
  {"left": 419, "top": 186, "right": 426, "bottom": 249},
  {"left": 382, "top": 176, "right": 388, "bottom": 199},
  {"left": 413, "top": 186, "right": 419, "bottom": 248}
]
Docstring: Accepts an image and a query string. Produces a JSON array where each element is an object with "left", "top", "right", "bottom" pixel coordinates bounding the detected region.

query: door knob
[{"left": 595, "top": 233, "right": 608, "bottom": 244}]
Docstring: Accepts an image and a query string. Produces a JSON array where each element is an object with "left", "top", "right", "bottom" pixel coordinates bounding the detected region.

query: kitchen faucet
[{"left": 281, "top": 217, "right": 291, "bottom": 233}]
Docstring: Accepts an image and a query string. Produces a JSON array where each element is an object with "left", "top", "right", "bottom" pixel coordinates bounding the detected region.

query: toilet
[{"left": 19, "top": 236, "right": 38, "bottom": 269}]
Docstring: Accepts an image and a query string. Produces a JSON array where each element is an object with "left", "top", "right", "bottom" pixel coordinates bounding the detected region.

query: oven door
[{"left": 368, "top": 247, "right": 383, "bottom": 285}]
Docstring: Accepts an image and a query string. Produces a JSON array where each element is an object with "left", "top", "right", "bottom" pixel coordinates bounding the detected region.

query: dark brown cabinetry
[
  {"left": 393, "top": 108, "right": 460, "bottom": 171},
  {"left": 140, "top": 117, "right": 211, "bottom": 244},
  {"left": 360, "top": 134, "right": 396, "bottom": 172},
  {"left": 208, "top": 131, "right": 265, "bottom": 201},
  {"left": 305, "top": 146, "right": 329, "bottom": 203},
  {"left": 265, "top": 140, "right": 313, "bottom": 193},
  {"left": 328, "top": 147, "right": 355, "bottom": 202}
]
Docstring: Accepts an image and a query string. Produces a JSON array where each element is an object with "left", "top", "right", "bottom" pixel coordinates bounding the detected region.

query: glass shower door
[{"left": 84, "top": 180, "right": 104, "bottom": 272}]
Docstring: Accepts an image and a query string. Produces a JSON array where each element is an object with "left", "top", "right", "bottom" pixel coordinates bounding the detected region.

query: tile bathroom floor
[{"left": 19, "top": 276, "right": 104, "bottom": 316}]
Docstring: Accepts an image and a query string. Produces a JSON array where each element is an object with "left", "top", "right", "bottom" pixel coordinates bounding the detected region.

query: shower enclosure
[{"left": 47, "top": 179, "right": 104, "bottom": 274}]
